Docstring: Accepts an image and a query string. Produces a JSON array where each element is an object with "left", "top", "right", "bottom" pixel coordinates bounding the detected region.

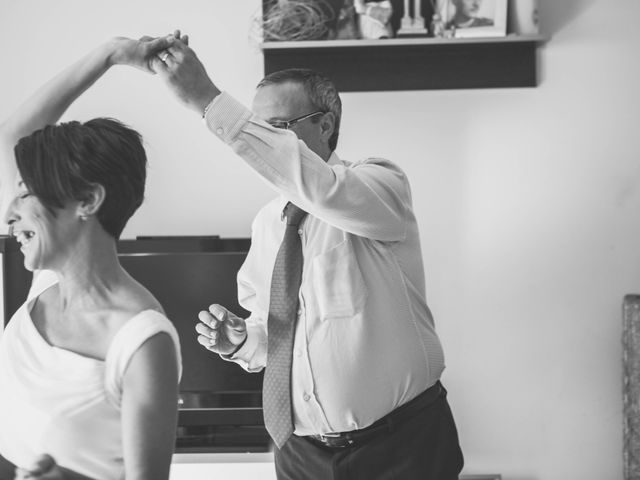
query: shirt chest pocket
[{"left": 308, "top": 239, "right": 368, "bottom": 321}]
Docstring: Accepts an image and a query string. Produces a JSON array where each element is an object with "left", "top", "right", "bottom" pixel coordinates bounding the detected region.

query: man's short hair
[
  {"left": 14, "top": 118, "right": 147, "bottom": 239},
  {"left": 258, "top": 68, "right": 342, "bottom": 151}
]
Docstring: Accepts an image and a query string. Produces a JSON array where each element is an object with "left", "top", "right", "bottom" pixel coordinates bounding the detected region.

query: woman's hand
[
  {"left": 14, "top": 454, "right": 94, "bottom": 480},
  {"left": 14, "top": 454, "right": 61, "bottom": 479},
  {"left": 108, "top": 34, "right": 175, "bottom": 73}
]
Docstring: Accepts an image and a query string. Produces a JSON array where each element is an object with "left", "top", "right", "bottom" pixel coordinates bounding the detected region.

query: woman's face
[
  {"left": 4, "top": 179, "right": 81, "bottom": 271},
  {"left": 456, "top": 0, "right": 481, "bottom": 18}
]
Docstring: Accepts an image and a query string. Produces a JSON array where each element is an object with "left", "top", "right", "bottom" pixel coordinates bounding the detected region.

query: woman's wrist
[{"left": 104, "top": 37, "right": 126, "bottom": 68}]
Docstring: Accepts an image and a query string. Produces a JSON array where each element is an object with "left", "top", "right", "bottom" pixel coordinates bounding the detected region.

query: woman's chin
[{"left": 22, "top": 258, "right": 38, "bottom": 272}]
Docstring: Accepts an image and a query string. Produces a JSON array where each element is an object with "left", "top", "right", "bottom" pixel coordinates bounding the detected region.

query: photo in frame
[{"left": 440, "top": 0, "right": 507, "bottom": 38}]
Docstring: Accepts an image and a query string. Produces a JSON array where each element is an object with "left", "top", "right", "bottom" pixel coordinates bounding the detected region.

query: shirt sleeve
[
  {"left": 220, "top": 213, "right": 268, "bottom": 372},
  {"left": 104, "top": 310, "right": 182, "bottom": 408},
  {"left": 203, "top": 92, "right": 410, "bottom": 242}
]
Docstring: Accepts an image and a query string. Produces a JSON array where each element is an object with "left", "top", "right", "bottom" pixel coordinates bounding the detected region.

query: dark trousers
[{"left": 274, "top": 383, "right": 464, "bottom": 480}]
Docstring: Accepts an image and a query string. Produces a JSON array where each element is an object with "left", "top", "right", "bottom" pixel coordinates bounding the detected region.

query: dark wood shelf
[{"left": 261, "top": 35, "right": 548, "bottom": 92}]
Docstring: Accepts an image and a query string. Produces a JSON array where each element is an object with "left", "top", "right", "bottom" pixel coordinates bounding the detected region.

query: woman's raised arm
[{"left": 0, "top": 34, "right": 175, "bottom": 221}]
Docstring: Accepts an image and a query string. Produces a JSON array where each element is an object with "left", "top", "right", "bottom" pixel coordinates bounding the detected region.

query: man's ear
[
  {"left": 320, "top": 112, "right": 335, "bottom": 142},
  {"left": 76, "top": 183, "right": 106, "bottom": 219}
]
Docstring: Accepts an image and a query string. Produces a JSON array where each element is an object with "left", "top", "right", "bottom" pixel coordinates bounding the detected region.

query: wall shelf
[{"left": 261, "top": 35, "right": 548, "bottom": 92}]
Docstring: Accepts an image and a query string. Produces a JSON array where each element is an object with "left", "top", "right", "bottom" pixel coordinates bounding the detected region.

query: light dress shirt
[{"left": 204, "top": 92, "right": 445, "bottom": 436}]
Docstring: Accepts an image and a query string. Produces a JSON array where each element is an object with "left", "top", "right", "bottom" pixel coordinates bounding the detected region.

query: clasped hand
[{"left": 196, "top": 304, "right": 247, "bottom": 356}]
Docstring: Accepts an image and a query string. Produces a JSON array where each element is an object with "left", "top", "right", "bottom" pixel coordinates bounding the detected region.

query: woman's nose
[{"left": 3, "top": 196, "right": 20, "bottom": 227}]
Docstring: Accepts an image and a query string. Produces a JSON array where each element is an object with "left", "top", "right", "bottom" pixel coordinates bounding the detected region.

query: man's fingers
[
  {"left": 149, "top": 55, "right": 169, "bottom": 75},
  {"left": 195, "top": 321, "right": 214, "bottom": 337},
  {"left": 208, "top": 304, "right": 227, "bottom": 322},
  {"left": 146, "top": 34, "right": 175, "bottom": 56},
  {"left": 198, "top": 310, "right": 220, "bottom": 329},
  {"left": 197, "top": 334, "right": 218, "bottom": 349},
  {"left": 139, "top": 35, "right": 155, "bottom": 42},
  {"left": 181, "top": 34, "right": 190, "bottom": 46}
]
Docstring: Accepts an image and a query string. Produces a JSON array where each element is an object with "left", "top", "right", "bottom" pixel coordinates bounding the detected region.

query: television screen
[{"left": 118, "top": 251, "right": 264, "bottom": 395}]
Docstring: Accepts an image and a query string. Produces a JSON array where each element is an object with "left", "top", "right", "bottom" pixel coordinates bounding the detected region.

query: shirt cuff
[
  {"left": 203, "top": 91, "right": 253, "bottom": 145},
  {"left": 220, "top": 322, "right": 266, "bottom": 372}
]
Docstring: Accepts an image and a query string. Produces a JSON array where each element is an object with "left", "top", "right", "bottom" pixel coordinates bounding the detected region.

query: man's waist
[{"left": 297, "top": 381, "right": 444, "bottom": 448}]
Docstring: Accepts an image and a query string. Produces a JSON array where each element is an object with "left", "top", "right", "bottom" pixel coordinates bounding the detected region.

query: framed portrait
[{"left": 440, "top": 0, "right": 508, "bottom": 38}]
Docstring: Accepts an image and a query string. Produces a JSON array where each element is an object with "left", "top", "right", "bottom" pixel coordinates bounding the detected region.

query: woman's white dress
[{"left": 0, "top": 270, "right": 182, "bottom": 479}]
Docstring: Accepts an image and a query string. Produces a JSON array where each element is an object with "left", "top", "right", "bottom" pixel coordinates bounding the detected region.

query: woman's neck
[{"left": 50, "top": 231, "right": 126, "bottom": 312}]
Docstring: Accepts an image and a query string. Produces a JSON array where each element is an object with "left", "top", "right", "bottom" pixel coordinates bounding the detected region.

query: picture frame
[
  {"left": 440, "top": 0, "right": 508, "bottom": 38},
  {"left": 623, "top": 295, "right": 640, "bottom": 479}
]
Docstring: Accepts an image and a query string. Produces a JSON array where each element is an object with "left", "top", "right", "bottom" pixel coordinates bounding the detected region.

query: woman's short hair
[
  {"left": 14, "top": 118, "right": 147, "bottom": 239},
  {"left": 257, "top": 68, "right": 342, "bottom": 151}
]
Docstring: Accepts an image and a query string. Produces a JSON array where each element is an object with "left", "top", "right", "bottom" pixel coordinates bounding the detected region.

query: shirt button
[
  {"left": 303, "top": 393, "right": 310, "bottom": 402},
  {"left": 295, "top": 349, "right": 302, "bottom": 357},
  {"left": 298, "top": 229, "right": 303, "bottom": 235},
  {"left": 297, "top": 309, "right": 303, "bottom": 316},
  {"left": 216, "top": 127, "right": 224, "bottom": 135}
]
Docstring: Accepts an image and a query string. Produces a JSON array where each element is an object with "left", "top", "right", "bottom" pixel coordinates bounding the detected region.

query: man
[
  {"left": 447, "top": 0, "right": 494, "bottom": 29},
  {"left": 152, "top": 38, "right": 463, "bottom": 480}
]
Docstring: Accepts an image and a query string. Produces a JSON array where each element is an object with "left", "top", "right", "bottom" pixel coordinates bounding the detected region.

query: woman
[{"left": 0, "top": 34, "right": 182, "bottom": 480}]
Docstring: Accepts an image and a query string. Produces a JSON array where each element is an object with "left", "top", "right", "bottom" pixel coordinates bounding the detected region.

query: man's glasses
[{"left": 267, "top": 111, "right": 324, "bottom": 130}]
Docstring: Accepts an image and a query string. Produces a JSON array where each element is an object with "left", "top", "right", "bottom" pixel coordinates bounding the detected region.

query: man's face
[{"left": 252, "top": 81, "right": 326, "bottom": 157}]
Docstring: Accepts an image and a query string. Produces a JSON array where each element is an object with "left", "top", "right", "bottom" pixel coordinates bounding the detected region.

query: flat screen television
[{"left": 117, "top": 240, "right": 269, "bottom": 452}]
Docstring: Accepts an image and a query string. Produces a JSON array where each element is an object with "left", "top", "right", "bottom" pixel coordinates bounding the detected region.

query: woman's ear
[{"left": 76, "top": 183, "right": 106, "bottom": 219}]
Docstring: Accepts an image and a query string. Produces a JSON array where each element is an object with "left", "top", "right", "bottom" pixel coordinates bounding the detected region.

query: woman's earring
[{"left": 79, "top": 214, "right": 88, "bottom": 222}]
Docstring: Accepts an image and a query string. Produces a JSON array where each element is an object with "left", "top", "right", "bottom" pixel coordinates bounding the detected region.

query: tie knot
[{"left": 284, "top": 202, "right": 307, "bottom": 227}]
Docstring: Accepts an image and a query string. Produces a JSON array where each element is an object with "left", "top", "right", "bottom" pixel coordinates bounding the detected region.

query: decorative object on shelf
[
  {"left": 258, "top": 0, "right": 547, "bottom": 92},
  {"left": 623, "top": 295, "right": 640, "bottom": 480},
  {"left": 396, "top": 0, "right": 428, "bottom": 36},
  {"left": 260, "top": 0, "right": 349, "bottom": 41},
  {"left": 334, "top": 0, "right": 361, "bottom": 39},
  {"left": 430, "top": 12, "right": 446, "bottom": 37},
  {"left": 354, "top": 0, "right": 394, "bottom": 38},
  {"left": 507, "top": 0, "right": 539, "bottom": 35},
  {"left": 440, "top": 0, "right": 507, "bottom": 38}
]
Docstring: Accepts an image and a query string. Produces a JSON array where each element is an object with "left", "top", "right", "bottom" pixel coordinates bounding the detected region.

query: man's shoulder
[
  {"left": 347, "top": 156, "right": 403, "bottom": 170},
  {"left": 253, "top": 196, "right": 285, "bottom": 224},
  {"left": 347, "top": 156, "right": 408, "bottom": 180}
]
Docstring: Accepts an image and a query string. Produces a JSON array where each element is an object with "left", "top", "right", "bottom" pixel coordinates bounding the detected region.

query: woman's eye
[{"left": 19, "top": 193, "right": 31, "bottom": 200}]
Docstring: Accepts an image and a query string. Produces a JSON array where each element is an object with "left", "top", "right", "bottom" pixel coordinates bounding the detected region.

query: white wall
[{"left": 1, "top": 0, "right": 638, "bottom": 478}]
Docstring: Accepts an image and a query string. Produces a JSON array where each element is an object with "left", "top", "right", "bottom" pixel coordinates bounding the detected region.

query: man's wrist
[
  {"left": 202, "top": 96, "right": 216, "bottom": 118},
  {"left": 229, "top": 333, "right": 248, "bottom": 356},
  {"left": 199, "top": 85, "right": 221, "bottom": 118}
]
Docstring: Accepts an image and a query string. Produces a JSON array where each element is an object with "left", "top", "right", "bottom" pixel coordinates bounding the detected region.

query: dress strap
[{"left": 103, "top": 310, "right": 182, "bottom": 408}]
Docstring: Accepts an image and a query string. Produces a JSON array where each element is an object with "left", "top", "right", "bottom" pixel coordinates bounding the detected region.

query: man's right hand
[
  {"left": 150, "top": 35, "right": 221, "bottom": 116},
  {"left": 196, "top": 304, "right": 247, "bottom": 356}
]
